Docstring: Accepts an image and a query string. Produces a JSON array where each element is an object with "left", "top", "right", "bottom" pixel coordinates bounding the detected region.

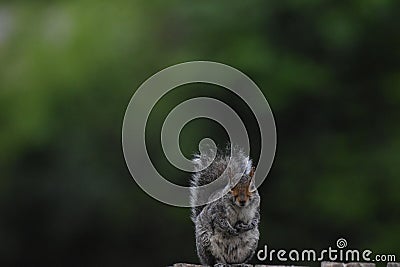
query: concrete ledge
[
  {"left": 321, "top": 262, "right": 375, "bottom": 267},
  {"left": 169, "top": 262, "right": 398, "bottom": 267}
]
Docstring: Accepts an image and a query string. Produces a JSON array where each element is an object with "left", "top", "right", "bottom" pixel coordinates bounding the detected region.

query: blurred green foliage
[{"left": 0, "top": 0, "right": 399, "bottom": 266}]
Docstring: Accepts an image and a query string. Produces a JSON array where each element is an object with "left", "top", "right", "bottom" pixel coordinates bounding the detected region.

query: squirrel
[{"left": 190, "top": 145, "right": 260, "bottom": 266}]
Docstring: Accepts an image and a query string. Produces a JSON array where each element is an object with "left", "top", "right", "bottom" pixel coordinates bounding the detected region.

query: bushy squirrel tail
[{"left": 190, "top": 144, "right": 253, "bottom": 222}]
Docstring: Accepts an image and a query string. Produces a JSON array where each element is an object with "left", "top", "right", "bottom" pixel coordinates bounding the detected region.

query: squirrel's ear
[
  {"left": 228, "top": 173, "right": 233, "bottom": 187},
  {"left": 249, "top": 167, "right": 256, "bottom": 192},
  {"left": 227, "top": 168, "right": 235, "bottom": 187},
  {"left": 249, "top": 167, "right": 255, "bottom": 178}
]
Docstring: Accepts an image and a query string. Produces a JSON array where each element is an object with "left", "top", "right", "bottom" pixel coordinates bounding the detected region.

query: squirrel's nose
[{"left": 239, "top": 200, "right": 246, "bottom": 206}]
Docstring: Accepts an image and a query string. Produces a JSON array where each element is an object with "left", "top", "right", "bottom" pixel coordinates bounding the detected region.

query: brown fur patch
[{"left": 231, "top": 180, "right": 252, "bottom": 204}]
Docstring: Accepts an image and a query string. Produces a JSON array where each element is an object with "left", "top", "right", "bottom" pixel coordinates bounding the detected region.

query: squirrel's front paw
[
  {"left": 228, "top": 227, "right": 239, "bottom": 236},
  {"left": 234, "top": 221, "right": 253, "bottom": 232}
]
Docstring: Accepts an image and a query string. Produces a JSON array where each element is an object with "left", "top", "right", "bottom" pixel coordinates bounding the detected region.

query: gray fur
[{"left": 190, "top": 145, "right": 260, "bottom": 266}]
